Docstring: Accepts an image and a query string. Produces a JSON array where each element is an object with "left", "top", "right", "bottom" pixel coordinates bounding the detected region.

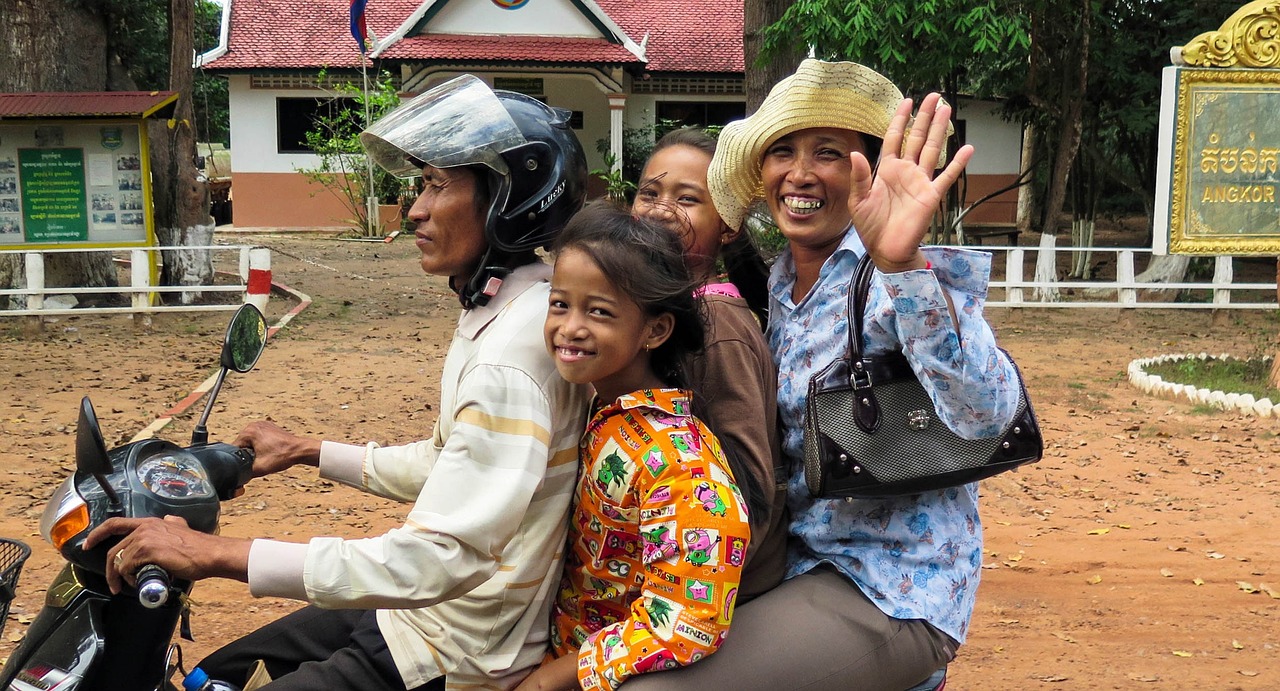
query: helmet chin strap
[{"left": 454, "top": 246, "right": 512, "bottom": 309}]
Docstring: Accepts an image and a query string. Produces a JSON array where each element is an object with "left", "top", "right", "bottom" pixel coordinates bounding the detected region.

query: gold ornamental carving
[
  {"left": 1167, "top": 68, "right": 1280, "bottom": 256},
  {"left": 1177, "top": 0, "right": 1280, "bottom": 68}
]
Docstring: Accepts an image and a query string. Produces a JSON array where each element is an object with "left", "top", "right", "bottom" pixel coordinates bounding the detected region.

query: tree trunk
[
  {"left": 1016, "top": 123, "right": 1037, "bottom": 235},
  {"left": 743, "top": 0, "right": 804, "bottom": 113},
  {"left": 1038, "top": 0, "right": 1090, "bottom": 242},
  {"left": 151, "top": 0, "right": 213, "bottom": 304},
  {"left": 0, "top": 0, "right": 120, "bottom": 305}
]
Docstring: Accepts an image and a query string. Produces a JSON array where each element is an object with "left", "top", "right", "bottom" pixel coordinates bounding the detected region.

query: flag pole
[{"left": 362, "top": 51, "right": 377, "bottom": 236}]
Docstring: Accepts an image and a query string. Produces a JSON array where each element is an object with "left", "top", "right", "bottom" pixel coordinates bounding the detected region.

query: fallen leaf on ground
[
  {"left": 1053, "top": 632, "right": 1077, "bottom": 643},
  {"left": 1260, "top": 583, "right": 1280, "bottom": 599},
  {"left": 1207, "top": 552, "right": 1225, "bottom": 559},
  {"left": 1172, "top": 650, "right": 1193, "bottom": 657},
  {"left": 1237, "top": 581, "right": 1257, "bottom": 593},
  {"left": 1128, "top": 674, "right": 1160, "bottom": 683},
  {"left": 1239, "top": 670, "right": 1259, "bottom": 677},
  {"left": 1160, "top": 568, "right": 1174, "bottom": 578},
  {"left": 1193, "top": 577, "right": 1205, "bottom": 586},
  {"left": 1087, "top": 574, "right": 1103, "bottom": 585},
  {"left": 1232, "top": 640, "right": 1244, "bottom": 650},
  {"left": 1034, "top": 675, "right": 1069, "bottom": 682},
  {"left": 1088, "top": 528, "right": 1110, "bottom": 535}
]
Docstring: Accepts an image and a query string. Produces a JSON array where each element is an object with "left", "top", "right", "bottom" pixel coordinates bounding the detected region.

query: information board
[
  {"left": 0, "top": 121, "right": 151, "bottom": 248},
  {"left": 1155, "top": 67, "right": 1280, "bottom": 255}
]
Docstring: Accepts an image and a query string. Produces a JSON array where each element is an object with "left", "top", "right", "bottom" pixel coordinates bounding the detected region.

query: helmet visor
[{"left": 360, "top": 75, "right": 526, "bottom": 178}]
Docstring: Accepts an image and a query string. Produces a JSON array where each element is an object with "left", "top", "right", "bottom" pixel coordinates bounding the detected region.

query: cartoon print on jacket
[{"left": 552, "top": 389, "right": 749, "bottom": 691}]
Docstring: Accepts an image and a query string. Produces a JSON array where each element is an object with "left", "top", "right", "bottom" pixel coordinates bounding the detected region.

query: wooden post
[
  {"left": 23, "top": 252, "right": 43, "bottom": 334},
  {"left": 244, "top": 247, "right": 271, "bottom": 311},
  {"left": 1118, "top": 250, "right": 1137, "bottom": 329},
  {"left": 130, "top": 249, "right": 152, "bottom": 330},
  {"left": 1211, "top": 255, "right": 1232, "bottom": 327},
  {"left": 1006, "top": 248, "right": 1024, "bottom": 322}
]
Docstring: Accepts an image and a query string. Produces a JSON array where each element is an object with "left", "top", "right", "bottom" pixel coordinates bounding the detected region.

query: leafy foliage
[
  {"left": 296, "top": 70, "right": 409, "bottom": 236},
  {"left": 761, "top": 0, "right": 1029, "bottom": 98},
  {"left": 79, "top": 0, "right": 230, "bottom": 144}
]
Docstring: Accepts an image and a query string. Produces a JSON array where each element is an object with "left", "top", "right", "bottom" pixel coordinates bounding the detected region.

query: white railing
[
  {"left": 0, "top": 245, "right": 271, "bottom": 317},
  {"left": 970, "top": 243, "right": 1278, "bottom": 310}
]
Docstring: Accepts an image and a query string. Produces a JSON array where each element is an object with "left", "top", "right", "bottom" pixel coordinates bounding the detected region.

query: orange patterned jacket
[{"left": 550, "top": 388, "right": 751, "bottom": 691}]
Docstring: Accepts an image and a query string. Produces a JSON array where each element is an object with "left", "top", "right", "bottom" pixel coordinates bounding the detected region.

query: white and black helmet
[{"left": 361, "top": 74, "right": 587, "bottom": 258}]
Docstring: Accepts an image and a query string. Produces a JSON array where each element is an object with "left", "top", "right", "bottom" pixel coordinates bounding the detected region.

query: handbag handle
[{"left": 846, "top": 253, "right": 882, "bottom": 432}]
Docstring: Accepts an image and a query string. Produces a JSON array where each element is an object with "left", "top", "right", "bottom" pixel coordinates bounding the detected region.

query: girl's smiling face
[
  {"left": 633, "top": 144, "right": 735, "bottom": 284},
  {"left": 544, "top": 247, "right": 672, "bottom": 402},
  {"left": 760, "top": 127, "right": 866, "bottom": 256}
]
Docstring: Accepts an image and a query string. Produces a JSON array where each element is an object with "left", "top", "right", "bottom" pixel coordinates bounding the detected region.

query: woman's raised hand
[{"left": 848, "top": 93, "right": 973, "bottom": 272}]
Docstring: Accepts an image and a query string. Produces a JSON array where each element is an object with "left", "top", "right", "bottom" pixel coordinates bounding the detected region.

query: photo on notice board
[
  {"left": 91, "top": 193, "right": 116, "bottom": 211},
  {"left": 119, "top": 193, "right": 144, "bottom": 211}
]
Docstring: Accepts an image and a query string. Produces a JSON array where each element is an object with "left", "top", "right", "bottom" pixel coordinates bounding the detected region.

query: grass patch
[{"left": 1145, "top": 357, "right": 1280, "bottom": 401}]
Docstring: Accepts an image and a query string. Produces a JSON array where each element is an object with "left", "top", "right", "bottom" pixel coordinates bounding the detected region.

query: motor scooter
[{"left": 0, "top": 304, "right": 268, "bottom": 691}]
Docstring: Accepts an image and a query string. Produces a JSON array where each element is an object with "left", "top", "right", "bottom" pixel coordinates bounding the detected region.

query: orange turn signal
[{"left": 49, "top": 504, "right": 90, "bottom": 551}]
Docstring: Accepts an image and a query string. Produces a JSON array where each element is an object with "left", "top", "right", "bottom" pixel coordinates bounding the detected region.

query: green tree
[
  {"left": 763, "top": 0, "right": 1029, "bottom": 102},
  {"left": 296, "top": 70, "right": 408, "bottom": 237}
]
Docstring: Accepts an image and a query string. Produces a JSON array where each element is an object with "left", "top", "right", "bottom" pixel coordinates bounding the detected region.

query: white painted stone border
[{"left": 1127, "top": 353, "right": 1276, "bottom": 418}]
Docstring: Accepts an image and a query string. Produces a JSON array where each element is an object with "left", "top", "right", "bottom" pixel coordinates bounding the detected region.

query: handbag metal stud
[{"left": 907, "top": 409, "right": 930, "bottom": 430}]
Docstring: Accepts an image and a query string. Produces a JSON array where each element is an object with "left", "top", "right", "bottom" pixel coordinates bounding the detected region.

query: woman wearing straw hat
[{"left": 622, "top": 59, "right": 1022, "bottom": 690}]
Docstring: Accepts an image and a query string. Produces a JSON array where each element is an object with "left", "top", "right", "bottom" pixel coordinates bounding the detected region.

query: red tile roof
[
  {"left": 599, "top": 0, "right": 743, "bottom": 73},
  {"left": 0, "top": 91, "right": 179, "bottom": 119},
  {"left": 204, "top": 0, "right": 743, "bottom": 74}
]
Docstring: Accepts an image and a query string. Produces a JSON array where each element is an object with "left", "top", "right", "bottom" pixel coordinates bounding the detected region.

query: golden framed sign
[{"left": 1157, "top": 67, "right": 1280, "bottom": 255}]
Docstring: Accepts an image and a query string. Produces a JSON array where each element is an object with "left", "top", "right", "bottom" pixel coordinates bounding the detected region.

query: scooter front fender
[{"left": 2, "top": 593, "right": 106, "bottom": 691}]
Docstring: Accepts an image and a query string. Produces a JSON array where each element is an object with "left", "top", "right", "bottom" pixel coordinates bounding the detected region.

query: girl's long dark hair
[
  {"left": 649, "top": 128, "right": 771, "bottom": 327},
  {"left": 553, "top": 201, "right": 766, "bottom": 524},
  {"left": 554, "top": 200, "right": 704, "bottom": 387}
]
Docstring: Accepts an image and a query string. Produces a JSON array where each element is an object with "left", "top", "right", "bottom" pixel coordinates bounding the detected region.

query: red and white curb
[
  {"left": 1128, "top": 353, "right": 1275, "bottom": 418},
  {"left": 130, "top": 279, "right": 313, "bottom": 442}
]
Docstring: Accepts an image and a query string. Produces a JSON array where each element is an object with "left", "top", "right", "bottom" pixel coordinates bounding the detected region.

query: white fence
[
  {"left": 974, "top": 243, "right": 1278, "bottom": 310},
  {"left": 0, "top": 245, "right": 270, "bottom": 317}
]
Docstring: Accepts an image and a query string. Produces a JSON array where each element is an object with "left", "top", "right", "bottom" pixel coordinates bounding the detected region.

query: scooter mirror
[
  {"left": 221, "top": 304, "right": 267, "bottom": 374},
  {"left": 75, "top": 396, "right": 111, "bottom": 477}
]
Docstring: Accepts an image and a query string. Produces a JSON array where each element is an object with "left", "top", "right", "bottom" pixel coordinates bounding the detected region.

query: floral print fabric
[
  {"left": 551, "top": 388, "right": 750, "bottom": 691},
  {"left": 768, "top": 230, "right": 1020, "bottom": 643}
]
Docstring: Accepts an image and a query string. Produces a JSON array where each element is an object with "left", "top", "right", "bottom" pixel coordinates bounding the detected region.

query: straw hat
[{"left": 708, "top": 59, "right": 949, "bottom": 230}]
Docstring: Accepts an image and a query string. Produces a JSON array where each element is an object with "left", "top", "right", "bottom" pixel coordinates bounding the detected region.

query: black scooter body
[{"left": 0, "top": 304, "right": 267, "bottom": 691}]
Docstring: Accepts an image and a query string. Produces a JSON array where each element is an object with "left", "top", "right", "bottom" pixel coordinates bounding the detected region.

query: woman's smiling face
[{"left": 760, "top": 127, "right": 867, "bottom": 254}]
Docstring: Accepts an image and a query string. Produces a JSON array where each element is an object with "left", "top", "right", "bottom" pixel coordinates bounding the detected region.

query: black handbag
[{"left": 801, "top": 254, "right": 1043, "bottom": 498}]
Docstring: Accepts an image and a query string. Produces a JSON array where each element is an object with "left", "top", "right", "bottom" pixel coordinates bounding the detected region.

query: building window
[
  {"left": 655, "top": 101, "right": 745, "bottom": 129},
  {"left": 276, "top": 97, "right": 361, "bottom": 153}
]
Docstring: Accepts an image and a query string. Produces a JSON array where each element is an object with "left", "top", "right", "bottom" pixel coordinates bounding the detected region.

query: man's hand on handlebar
[
  {"left": 233, "top": 421, "right": 322, "bottom": 478},
  {"left": 84, "top": 515, "right": 252, "bottom": 593}
]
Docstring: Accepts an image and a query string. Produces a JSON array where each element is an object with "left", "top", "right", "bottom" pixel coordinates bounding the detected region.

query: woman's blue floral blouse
[{"left": 767, "top": 229, "right": 1020, "bottom": 644}]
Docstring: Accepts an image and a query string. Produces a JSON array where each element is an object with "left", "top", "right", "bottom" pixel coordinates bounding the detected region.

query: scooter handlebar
[
  {"left": 191, "top": 443, "right": 256, "bottom": 500},
  {"left": 136, "top": 563, "right": 170, "bottom": 608}
]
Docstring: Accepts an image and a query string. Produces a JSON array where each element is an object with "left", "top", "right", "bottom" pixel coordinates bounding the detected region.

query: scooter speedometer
[{"left": 136, "top": 453, "right": 213, "bottom": 500}]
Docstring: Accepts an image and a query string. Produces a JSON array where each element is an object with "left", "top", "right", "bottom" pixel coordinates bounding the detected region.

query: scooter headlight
[{"left": 39, "top": 476, "right": 90, "bottom": 550}]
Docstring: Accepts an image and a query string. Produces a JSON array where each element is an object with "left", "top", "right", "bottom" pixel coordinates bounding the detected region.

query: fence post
[
  {"left": 23, "top": 252, "right": 44, "bottom": 333},
  {"left": 1212, "top": 255, "right": 1233, "bottom": 326},
  {"left": 244, "top": 247, "right": 271, "bottom": 311},
  {"left": 130, "top": 249, "right": 152, "bottom": 329},
  {"left": 1118, "top": 250, "right": 1137, "bottom": 307},
  {"left": 1007, "top": 248, "right": 1025, "bottom": 307},
  {"left": 24, "top": 252, "right": 44, "bottom": 311}
]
